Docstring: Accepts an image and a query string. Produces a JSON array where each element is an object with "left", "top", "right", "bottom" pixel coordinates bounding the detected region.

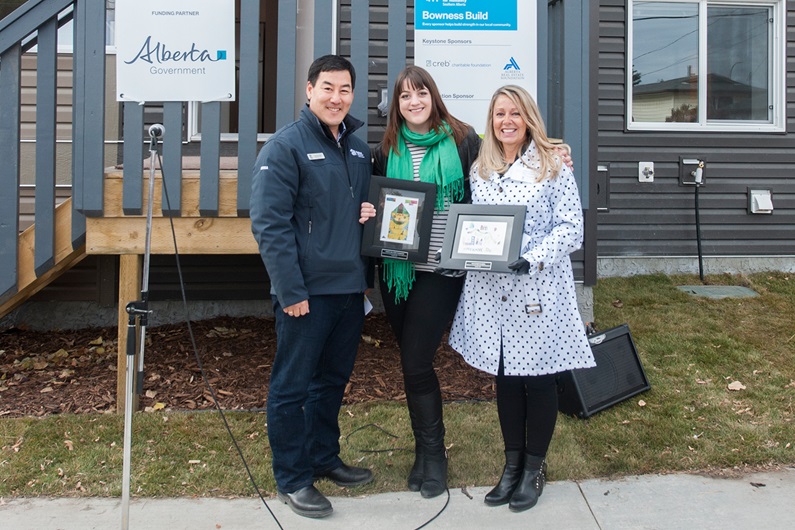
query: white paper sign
[
  {"left": 115, "top": 0, "right": 236, "bottom": 102},
  {"left": 414, "top": 0, "right": 537, "bottom": 134}
]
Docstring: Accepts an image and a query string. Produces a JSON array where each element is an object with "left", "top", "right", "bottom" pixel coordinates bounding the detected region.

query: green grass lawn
[{"left": 1, "top": 272, "right": 793, "bottom": 497}]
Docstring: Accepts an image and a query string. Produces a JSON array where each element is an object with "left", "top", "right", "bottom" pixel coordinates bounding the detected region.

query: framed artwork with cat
[{"left": 361, "top": 176, "right": 436, "bottom": 262}]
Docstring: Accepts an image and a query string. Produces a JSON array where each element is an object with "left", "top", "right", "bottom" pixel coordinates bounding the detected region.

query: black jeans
[{"left": 379, "top": 271, "right": 464, "bottom": 395}]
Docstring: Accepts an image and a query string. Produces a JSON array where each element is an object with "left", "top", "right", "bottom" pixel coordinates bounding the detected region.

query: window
[{"left": 627, "top": 0, "right": 785, "bottom": 131}]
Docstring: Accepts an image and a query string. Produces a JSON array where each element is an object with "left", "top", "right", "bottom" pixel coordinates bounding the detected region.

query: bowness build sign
[
  {"left": 116, "top": 0, "right": 235, "bottom": 102},
  {"left": 416, "top": 1, "right": 517, "bottom": 30},
  {"left": 414, "top": 0, "right": 536, "bottom": 134}
]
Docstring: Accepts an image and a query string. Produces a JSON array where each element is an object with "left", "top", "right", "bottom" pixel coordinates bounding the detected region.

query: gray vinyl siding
[
  {"left": 19, "top": 185, "right": 71, "bottom": 231},
  {"left": 20, "top": 54, "right": 73, "bottom": 141},
  {"left": 19, "top": 52, "right": 124, "bottom": 184},
  {"left": 339, "top": 0, "right": 394, "bottom": 145},
  {"left": 596, "top": 0, "right": 795, "bottom": 257},
  {"left": 28, "top": 255, "right": 113, "bottom": 303},
  {"left": 144, "top": 255, "right": 269, "bottom": 301},
  {"left": 29, "top": 255, "right": 269, "bottom": 304}
]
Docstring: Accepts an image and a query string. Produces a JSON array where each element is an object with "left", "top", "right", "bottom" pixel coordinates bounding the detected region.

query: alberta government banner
[
  {"left": 414, "top": 0, "right": 537, "bottom": 134},
  {"left": 115, "top": 0, "right": 235, "bottom": 102}
]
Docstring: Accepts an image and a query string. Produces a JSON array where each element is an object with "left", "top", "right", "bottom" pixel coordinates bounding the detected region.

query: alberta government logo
[
  {"left": 501, "top": 56, "right": 525, "bottom": 80},
  {"left": 125, "top": 36, "right": 227, "bottom": 75}
]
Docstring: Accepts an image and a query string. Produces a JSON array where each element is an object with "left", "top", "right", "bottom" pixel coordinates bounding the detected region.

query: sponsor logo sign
[
  {"left": 116, "top": 0, "right": 235, "bottom": 102},
  {"left": 414, "top": 0, "right": 536, "bottom": 134}
]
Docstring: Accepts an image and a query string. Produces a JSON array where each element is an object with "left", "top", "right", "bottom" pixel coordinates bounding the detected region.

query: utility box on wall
[{"left": 679, "top": 157, "right": 706, "bottom": 186}]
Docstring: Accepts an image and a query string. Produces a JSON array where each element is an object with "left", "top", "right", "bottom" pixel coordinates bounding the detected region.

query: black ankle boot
[
  {"left": 406, "top": 389, "right": 447, "bottom": 499},
  {"left": 484, "top": 450, "right": 523, "bottom": 506},
  {"left": 508, "top": 454, "right": 546, "bottom": 512}
]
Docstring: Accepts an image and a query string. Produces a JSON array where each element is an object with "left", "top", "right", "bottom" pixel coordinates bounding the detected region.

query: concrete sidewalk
[{"left": 2, "top": 468, "right": 794, "bottom": 529}]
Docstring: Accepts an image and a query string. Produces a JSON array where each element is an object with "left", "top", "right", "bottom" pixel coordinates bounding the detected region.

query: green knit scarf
[{"left": 382, "top": 122, "right": 464, "bottom": 303}]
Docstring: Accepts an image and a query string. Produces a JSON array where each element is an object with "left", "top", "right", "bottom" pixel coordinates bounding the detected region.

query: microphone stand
[{"left": 121, "top": 124, "right": 163, "bottom": 529}]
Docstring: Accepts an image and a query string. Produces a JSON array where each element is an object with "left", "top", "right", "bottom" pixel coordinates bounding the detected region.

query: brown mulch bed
[{"left": 0, "top": 314, "right": 495, "bottom": 418}]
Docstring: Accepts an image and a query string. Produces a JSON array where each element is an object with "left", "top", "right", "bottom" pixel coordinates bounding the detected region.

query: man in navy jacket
[{"left": 250, "top": 55, "right": 372, "bottom": 519}]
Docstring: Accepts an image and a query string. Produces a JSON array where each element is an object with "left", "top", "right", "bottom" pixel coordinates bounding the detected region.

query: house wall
[
  {"left": 339, "top": 0, "right": 391, "bottom": 145},
  {"left": 19, "top": 53, "right": 122, "bottom": 185},
  {"left": 596, "top": 0, "right": 795, "bottom": 275}
]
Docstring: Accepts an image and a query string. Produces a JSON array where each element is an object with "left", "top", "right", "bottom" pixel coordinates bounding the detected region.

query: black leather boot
[
  {"left": 484, "top": 450, "right": 524, "bottom": 506},
  {"left": 421, "top": 449, "right": 447, "bottom": 499},
  {"left": 407, "top": 442, "right": 424, "bottom": 492},
  {"left": 509, "top": 454, "right": 546, "bottom": 512},
  {"left": 406, "top": 389, "right": 447, "bottom": 498},
  {"left": 406, "top": 399, "right": 424, "bottom": 492}
]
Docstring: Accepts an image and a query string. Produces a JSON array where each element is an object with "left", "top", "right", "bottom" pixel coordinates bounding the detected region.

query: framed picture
[
  {"left": 438, "top": 204, "right": 526, "bottom": 272},
  {"left": 361, "top": 176, "right": 437, "bottom": 262}
]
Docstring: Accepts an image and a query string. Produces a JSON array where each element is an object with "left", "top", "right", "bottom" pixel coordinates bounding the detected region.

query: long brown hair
[{"left": 381, "top": 66, "right": 470, "bottom": 156}]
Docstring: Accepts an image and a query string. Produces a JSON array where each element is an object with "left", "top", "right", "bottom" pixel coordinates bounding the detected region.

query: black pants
[
  {"left": 496, "top": 360, "right": 559, "bottom": 457},
  {"left": 380, "top": 271, "right": 464, "bottom": 395}
]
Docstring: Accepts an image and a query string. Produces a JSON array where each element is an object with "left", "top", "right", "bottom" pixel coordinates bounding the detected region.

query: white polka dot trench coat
[{"left": 449, "top": 141, "right": 596, "bottom": 376}]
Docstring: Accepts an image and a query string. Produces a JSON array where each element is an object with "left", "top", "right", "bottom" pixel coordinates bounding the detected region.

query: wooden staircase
[{"left": 0, "top": 198, "right": 87, "bottom": 319}]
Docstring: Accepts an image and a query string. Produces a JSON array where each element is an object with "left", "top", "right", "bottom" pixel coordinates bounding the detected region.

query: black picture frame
[
  {"left": 439, "top": 203, "right": 526, "bottom": 272},
  {"left": 361, "top": 176, "right": 437, "bottom": 262}
]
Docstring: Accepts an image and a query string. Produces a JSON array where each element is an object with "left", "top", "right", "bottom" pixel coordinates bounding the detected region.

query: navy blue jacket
[{"left": 250, "top": 106, "right": 371, "bottom": 307}]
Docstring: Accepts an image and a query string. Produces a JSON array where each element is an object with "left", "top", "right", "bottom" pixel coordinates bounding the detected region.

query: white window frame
[{"left": 627, "top": 0, "right": 785, "bottom": 132}]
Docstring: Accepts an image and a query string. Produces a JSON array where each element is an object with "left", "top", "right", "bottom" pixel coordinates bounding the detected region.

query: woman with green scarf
[{"left": 360, "top": 66, "right": 481, "bottom": 499}]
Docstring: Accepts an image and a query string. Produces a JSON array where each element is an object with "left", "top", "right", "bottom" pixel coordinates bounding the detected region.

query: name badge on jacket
[
  {"left": 508, "top": 166, "right": 539, "bottom": 183},
  {"left": 307, "top": 152, "right": 325, "bottom": 161}
]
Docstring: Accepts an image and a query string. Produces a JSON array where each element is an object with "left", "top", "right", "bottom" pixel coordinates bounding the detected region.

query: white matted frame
[
  {"left": 439, "top": 204, "right": 526, "bottom": 272},
  {"left": 361, "top": 176, "right": 437, "bottom": 262}
]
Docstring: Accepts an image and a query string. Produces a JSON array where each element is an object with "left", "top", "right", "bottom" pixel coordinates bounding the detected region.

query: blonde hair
[{"left": 475, "top": 85, "right": 569, "bottom": 182}]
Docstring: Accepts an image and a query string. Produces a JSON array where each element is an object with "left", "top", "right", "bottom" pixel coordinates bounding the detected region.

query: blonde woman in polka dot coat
[{"left": 449, "top": 85, "right": 595, "bottom": 513}]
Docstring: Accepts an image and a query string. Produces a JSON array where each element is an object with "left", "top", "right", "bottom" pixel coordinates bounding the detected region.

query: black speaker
[{"left": 557, "top": 324, "right": 650, "bottom": 418}]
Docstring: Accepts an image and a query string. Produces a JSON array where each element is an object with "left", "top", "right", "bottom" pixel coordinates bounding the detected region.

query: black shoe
[
  {"left": 484, "top": 450, "right": 524, "bottom": 506},
  {"left": 315, "top": 462, "right": 374, "bottom": 487},
  {"left": 509, "top": 455, "right": 546, "bottom": 513},
  {"left": 277, "top": 485, "right": 333, "bottom": 518}
]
